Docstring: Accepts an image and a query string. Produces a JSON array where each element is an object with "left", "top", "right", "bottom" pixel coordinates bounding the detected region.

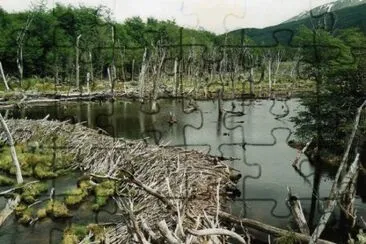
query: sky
[{"left": 0, "top": 0, "right": 337, "bottom": 33}]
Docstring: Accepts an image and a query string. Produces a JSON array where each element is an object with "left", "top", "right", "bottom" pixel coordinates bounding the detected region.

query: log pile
[{"left": 1, "top": 119, "right": 246, "bottom": 243}]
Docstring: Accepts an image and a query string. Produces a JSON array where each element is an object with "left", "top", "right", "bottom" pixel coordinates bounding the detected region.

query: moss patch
[
  {"left": 63, "top": 224, "right": 88, "bottom": 244},
  {"left": 36, "top": 208, "right": 47, "bottom": 219},
  {"left": 46, "top": 200, "right": 71, "bottom": 218},
  {"left": 92, "top": 180, "right": 116, "bottom": 211},
  {"left": 64, "top": 188, "right": 88, "bottom": 206},
  {"left": 87, "top": 224, "right": 105, "bottom": 242},
  {"left": 0, "top": 144, "right": 74, "bottom": 180},
  {"left": 20, "top": 182, "right": 48, "bottom": 204}
]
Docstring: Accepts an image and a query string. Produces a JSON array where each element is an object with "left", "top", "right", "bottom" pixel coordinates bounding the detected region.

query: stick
[
  {"left": 0, "top": 180, "right": 39, "bottom": 196},
  {"left": 187, "top": 228, "right": 247, "bottom": 244},
  {"left": 157, "top": 220, "right": 182, "bottom": 244}
]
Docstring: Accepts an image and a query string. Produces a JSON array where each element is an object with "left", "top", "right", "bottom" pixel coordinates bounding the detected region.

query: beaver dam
[{"left": 0, "top": 118, "right": 337, "bottom": 243}]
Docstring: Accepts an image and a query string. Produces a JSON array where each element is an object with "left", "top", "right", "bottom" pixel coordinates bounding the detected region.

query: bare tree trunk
[
  {"left": 249, "top": 67, "right": 254, "bottom": 95},
  {"left": 17, "top": 46, "right": 23, "bottom": 81},
  {"left": 139, "top": 48, "right": 148, "bottom": 102},
  {"left": 107, "top": 67, "right": 112, "bottom": 91},
  {"left": 86, "top": 72, "right": 90, "bottom": 95},
  {"left": 132, "top": 59, "right": 135, "bottom": 81},
  {"left": 152, "top": 48, "right": 166, "bottom": 112},
  {"left": 75, "top": 34, "right": 82, "bottom": 89},
  {"left": 0, "top": 61, "right": 10, "bottom": 91},
  {"left": 89, "top": 51, "right": 94, "bottom": 81},
  {"left": 268, "top": 58, "right": 272, "bottom": 91},
  {"left": 174, "top": 58, "right": 178, "bottom": 97},
  {"left": 0, "top": 114, "right": 23, "bottom": 184}
]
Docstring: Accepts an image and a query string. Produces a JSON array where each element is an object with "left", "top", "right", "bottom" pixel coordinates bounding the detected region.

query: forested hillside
[{"left": 228, "top": 3, "right": 366, "bottom": 44}]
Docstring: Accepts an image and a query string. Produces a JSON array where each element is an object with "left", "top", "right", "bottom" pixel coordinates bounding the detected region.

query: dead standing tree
[
  {"left": 16, "top": 12, "right": 34, "bottom": 82},
  {"left": 138, "top": 48, "right": 149, "bottom": 102},
  {"left": 150, "top": 41, "right": 166, "bottom": 112},
  {"left": 0, "top": 62, "right": 10, "bottom": 91},
  {"left": 75, "top": 34, "right": 82, "bottom": 90}
]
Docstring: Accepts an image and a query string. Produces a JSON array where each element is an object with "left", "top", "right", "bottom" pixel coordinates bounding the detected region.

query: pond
[{"left": 1, "top": 98, "right": 365, "bottom": 243}]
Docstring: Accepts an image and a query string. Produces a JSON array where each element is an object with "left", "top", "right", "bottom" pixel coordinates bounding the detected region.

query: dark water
[{"left": 1, "top": 98, "right": 366, "bottom": 243}]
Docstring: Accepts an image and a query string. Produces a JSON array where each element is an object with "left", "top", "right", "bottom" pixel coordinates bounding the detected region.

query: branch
[
  {"left": 157, "top": 220, "right": 182, "bottom": 244},
  {"left": 0, "top": 180, "right": 39, "bottom": 196},
  {"left": 187, "top": 228, "right": 247, "bottom": 244}
]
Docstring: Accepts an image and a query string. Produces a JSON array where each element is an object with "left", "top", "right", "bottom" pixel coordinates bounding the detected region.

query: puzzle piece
[{"left": 0, "top": 0, "right": 365, "bottom": 243}]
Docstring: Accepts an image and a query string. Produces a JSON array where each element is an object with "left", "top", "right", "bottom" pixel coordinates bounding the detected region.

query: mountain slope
[
  {"left": 284, "top": 0, "right": 366, "bottom": 23},
  {"left": 227, "top": 2, "right": 366, "bottom": 44}
]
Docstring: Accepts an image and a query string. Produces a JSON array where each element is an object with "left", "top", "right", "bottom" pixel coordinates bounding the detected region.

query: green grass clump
[
  {"left": 20, "top": 182, "right": 48, "bottom": 204},
  {"left": 34, "top": 164, "right": 57, "bottom": 179},
  {"left": 46, "top": 200, "right": 71, "bottom": 218},
  {"left": 18, "top": 208, "right": 32, "bottom": 225},
  {"left": 0, "top": 144, "right": 74, "bottom": 179},
  {"left": 0, "top": 175, "right": 15, "bottom": 186},
  {"left": 15, "top": 203, "right": 27, "bottom": 217},
  {"left": 64, "top": 188, "right": 88, "bottom": 206},
  {"left": 87, "top": 224, "right": 105, "bottom": 242},
  {"left": 92, "top": 180, "right": 116, "bottom": 211},
  {"left": 63, "top": 224, "right": 87, "bottom": 244},
  {"left": 36, "top": 208, "right": 47, "bottom": 219}
]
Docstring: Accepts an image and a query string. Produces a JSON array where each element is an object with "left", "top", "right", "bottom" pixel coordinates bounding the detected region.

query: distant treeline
[{"left": 0, "top": 3, "right": 365, "bottom": 84}]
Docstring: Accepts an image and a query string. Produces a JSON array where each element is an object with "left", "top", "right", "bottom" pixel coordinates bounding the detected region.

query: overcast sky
[{"left": 0, "top": 0, "right": 336, "bottom": 33}]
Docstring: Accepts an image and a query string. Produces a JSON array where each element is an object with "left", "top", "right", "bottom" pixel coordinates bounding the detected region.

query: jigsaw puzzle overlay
[{"left": 0, "top": 0, "right": 365, "bottom": 243}]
